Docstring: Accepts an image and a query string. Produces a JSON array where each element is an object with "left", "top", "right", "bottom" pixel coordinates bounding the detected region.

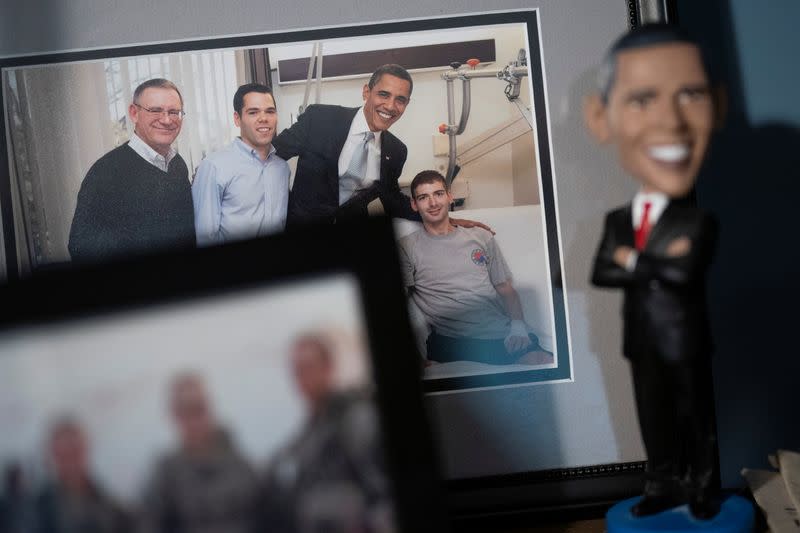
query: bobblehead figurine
[{"left": 585, "top": 24, "right": 722, "bottom": 520}]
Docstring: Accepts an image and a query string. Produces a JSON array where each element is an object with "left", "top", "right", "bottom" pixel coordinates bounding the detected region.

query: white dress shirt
[
  {"left": 632, "top": 189, "right": 669, "bottom": 230},
  {"left": 337, "top": 106, "right": 382, "bottom": 186},
  {"left": 127, "top": 132, "right": 177, "bottom": 172}
]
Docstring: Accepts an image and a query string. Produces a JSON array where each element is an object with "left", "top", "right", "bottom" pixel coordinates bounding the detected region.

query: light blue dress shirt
[{"left": 192, "top": 138, "right": 290, "bottom": 247}]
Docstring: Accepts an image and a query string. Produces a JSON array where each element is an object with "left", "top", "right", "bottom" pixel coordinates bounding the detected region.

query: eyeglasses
[{"left": 134, "top": 103, "right": 186, "bottom": 119}]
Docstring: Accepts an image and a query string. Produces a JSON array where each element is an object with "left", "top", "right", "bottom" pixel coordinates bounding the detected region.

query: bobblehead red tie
[{"left": 635, "top": 201, "right": 652, "bottom": 251}]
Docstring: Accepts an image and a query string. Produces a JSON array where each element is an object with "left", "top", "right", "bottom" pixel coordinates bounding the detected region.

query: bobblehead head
[{"left": 584, "top": 25, "right": 724, "bottom": 197}]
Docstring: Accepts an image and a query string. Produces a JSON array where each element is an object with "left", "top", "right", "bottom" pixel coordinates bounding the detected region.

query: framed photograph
[{"left": 0, "top": 9, "right": 570, "bottom": 393}]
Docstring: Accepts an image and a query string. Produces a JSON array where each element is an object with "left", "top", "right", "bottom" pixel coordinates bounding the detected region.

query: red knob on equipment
[
  {"left": 466, "top": 58, "right": 480, "bottom": 68},
  {"left": 438, "top": 123, "right": 448, "bottom": 134}
]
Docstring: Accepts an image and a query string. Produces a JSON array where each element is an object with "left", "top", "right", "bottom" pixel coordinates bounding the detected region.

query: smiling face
[
  {"left": 411, "top": 180, "right": 453, "bottom": 227},
  {"left": 129, "top": 87, "right": 183, "bottom": 156},
  {"left": 234, "top": 91, "right": 277, "bottom": 158},
  {"left": 586, "top": 42, "right": 715, "bottom": 198},
  {"left": 362, "top": 74, "right": 411, "bottom": 132}
]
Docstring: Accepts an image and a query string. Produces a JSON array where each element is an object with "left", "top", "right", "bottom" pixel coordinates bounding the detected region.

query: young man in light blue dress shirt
[{"left": 192, "top": 83, "right": 290, "bottom": 246}]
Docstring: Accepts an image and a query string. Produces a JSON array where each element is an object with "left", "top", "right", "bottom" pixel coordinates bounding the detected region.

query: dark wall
[{"left": 677, "top": 0, "right": 800, "bottom": 487}]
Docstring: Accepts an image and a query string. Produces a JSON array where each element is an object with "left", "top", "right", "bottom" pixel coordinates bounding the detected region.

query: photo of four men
[{"left": 66, "top": 62, "right": 553, "bottom": 371}]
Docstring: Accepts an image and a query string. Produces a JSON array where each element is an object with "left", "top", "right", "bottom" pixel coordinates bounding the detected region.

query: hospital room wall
[{"left": 268, "top": 25, "right": 535, "bottom": 209}]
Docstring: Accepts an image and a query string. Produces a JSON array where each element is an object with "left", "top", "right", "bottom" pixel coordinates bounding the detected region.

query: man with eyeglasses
[
  {"left": 68, "top": 78, "right": 195, "bottom": 262},
  {"left": 192, "top": 83, "right": 290, "bottom": 246}
]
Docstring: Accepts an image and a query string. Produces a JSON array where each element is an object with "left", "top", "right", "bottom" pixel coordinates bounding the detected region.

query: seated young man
[{"left": 398, "top": 170, "right": 553, "bottom": 366}]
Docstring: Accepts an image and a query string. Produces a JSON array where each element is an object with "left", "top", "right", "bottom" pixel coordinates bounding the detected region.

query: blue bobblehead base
[{"left": 606, "top": 495, "right": 754, "bottom": 533}]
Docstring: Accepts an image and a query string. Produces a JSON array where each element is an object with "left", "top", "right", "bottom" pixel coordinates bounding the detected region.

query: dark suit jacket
[
  {"left": 273, "top": 104, "right": 419, "bottom": 226},
  {"left": 591, "top": 201, "right": 718, "bottom": 363}
]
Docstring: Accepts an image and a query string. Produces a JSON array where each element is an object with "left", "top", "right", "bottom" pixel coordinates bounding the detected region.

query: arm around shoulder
[{"left": 272, "top": 105, "right": 317, "bottom": 161}]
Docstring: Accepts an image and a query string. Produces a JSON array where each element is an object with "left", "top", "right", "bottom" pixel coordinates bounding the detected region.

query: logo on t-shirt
[{"left": 471, "top": 248, "right": 489, "bottom": 266}]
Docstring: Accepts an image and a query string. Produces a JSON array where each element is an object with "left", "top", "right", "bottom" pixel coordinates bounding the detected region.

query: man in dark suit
[
  {"left": 584, "top": 25, "right": 723, "bottom": 519},
  {"left": 273, "top": 64, "right": 486, "bottom": 229},
  {"left": 273, "top": 64, "right": 415, "bottom": 226}
]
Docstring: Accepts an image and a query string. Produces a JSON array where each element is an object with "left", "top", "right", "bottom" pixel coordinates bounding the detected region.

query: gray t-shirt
[{"left": 398, "top": 226, "right": 513, "bottom": 339}]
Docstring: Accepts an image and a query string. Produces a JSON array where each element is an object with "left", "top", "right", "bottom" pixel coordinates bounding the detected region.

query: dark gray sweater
[{"left": 68, "top": 143, "right": 195, "bottom": 263}]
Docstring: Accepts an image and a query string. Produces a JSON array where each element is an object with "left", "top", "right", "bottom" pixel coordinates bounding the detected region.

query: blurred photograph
[
  {"left": 34, "top": 417, "right": 132, "bottom": 533},
  {"left": 0, "top": 275, "right": 395, "bottom": 533},
  {"left": 258, "top": 333, "right": 393, "bottom": 532},
  {"left": 138, "top": 372, "right": 258, "bottom": 533}
]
